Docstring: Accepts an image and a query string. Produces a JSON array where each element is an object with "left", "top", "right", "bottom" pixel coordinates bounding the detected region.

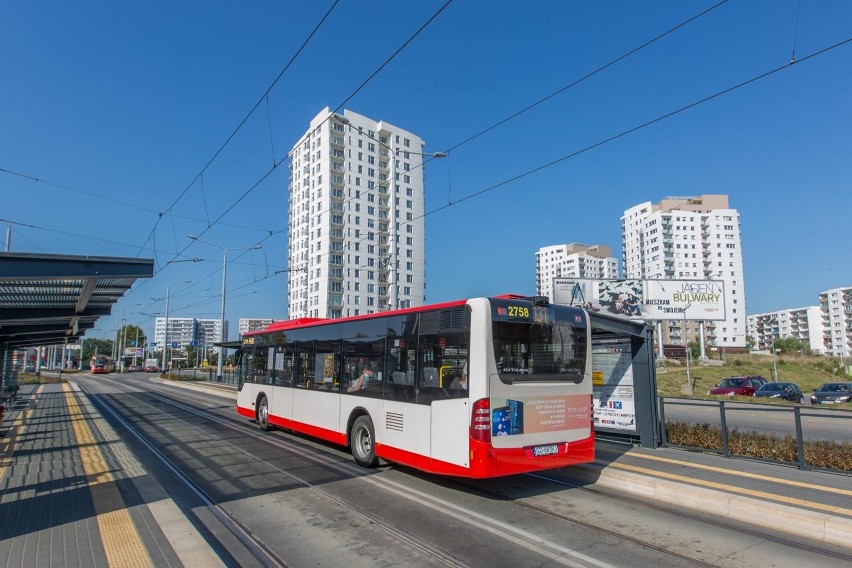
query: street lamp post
[
  {"left": 773, "top": 344, "right": 782, "bottom": 382},
  {"left": 188, "top": 235, "right": 261, "bottom": 381},
  {"left": 681, "top": 302, "right": 693, "bottom": 396},
  {"left": 162, "top": 281, "right": 191, "bottom": 374},
  {"left": 332, "top": 113, "right": 445, "bottom": 311}
]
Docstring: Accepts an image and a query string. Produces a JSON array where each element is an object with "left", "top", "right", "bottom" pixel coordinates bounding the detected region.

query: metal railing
[{"left": 659, "top": 397, "right": 852, "bottom": 471}]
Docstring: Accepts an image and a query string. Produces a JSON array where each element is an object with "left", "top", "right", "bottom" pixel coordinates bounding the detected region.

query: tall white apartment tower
[
  {"left": 287, "top": 107, "right": 427, "bottom": 319},
  {"left": 535, "top": 243, "right": 619, "bottom": 300},
  {"left": 621, "top": 195, "right": 746, "bottom": 348}
]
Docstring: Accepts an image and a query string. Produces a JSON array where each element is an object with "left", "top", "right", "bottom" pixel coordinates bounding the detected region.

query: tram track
[
  {"left": 79, "top": 376, "right": 852, "bottom": 568},
  {"left": 80, "top": 377, "right": 475, "bottom": 568}
]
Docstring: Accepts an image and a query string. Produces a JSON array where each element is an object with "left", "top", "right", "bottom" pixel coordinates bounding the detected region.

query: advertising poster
[
  {"left": 591, "top": 338, "right": 637, "bottom": 432},
  {"left": 490, "top": 394, "right": 591, "bottom": 436},
  {"left": 552, "top": 278, "right": 726, "bottom": 321}
]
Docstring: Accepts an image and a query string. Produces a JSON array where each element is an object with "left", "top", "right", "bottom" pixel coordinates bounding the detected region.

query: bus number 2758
[{"left": 507, "top": 306, "right": 529, "bottom": 318}]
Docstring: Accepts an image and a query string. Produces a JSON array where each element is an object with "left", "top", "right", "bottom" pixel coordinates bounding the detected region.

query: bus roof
[
  {"left": 250, "top": 298, "right": 472, "bottom": 336},
  {"left": 249, "top": 294, "right": 555, "bottom": 337}
]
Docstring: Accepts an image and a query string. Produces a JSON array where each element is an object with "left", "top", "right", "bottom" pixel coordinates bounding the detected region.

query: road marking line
[
  {"left": 607, "top": 461, "right": 852, "bottom": 517},
  {"left": 605, "top": 451, "right": 852, "bottom": 497},
  {"left": 64, "top": 384, "right": 155, "bottom": 568}
]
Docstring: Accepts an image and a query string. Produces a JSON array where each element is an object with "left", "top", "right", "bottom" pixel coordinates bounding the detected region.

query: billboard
[{"left": 551, "top": 278, "right": 726, "bottom": 321}]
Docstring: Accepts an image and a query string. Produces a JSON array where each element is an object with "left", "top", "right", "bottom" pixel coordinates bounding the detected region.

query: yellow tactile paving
[
  {"left": 611, "top": 450, "right": 852, "bottom": 497},
  {"left": 64, "top": 384, "right": 155, "bottom": 568},
  {"left": 607, "top": 461, "right": 852, "bottom": 517}
]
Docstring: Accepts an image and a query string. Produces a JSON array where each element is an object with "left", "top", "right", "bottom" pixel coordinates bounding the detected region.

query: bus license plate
[{"left": 532, "top": 444, "right": 559, "bottom": 457}]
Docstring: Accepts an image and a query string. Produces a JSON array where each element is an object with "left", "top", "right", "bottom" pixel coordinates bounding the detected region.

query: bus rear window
[{"left": 493, "top": 321, "right": 586, "bottom": 384}]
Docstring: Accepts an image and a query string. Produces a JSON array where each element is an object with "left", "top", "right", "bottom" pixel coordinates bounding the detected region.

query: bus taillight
[{"left": 471, "top": 398, "right": 491, "bottom": 443}]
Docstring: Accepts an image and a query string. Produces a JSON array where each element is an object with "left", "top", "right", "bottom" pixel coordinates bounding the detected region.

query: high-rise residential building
[
  {"left": 746, "top": 307, "right": 826, "bottom": 354},
  {"left": 197, "top": 319, "right": 226, "bottom": 345},
  {"left": 154, "top": 317, "right": 227, "bottom": 349},
  {"left": 287, "top": 107, "right": 427, "bottom": 319},
  {"left": 154, "top": 317, "right": 197, "bottom": 349},
  {"left": 535, "top": 243, "right": 619, "bottom": 300},
  {"left": 239, "top": 318, "right": 275, "bottom": 336},
  {"left": 819, "top": 286, "right": 852, "bottom": 357},
  {"left": 621, "top": 195, "right": 746, "bottom": 348}
]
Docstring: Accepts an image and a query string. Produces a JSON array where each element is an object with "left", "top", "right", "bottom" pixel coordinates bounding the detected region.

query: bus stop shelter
[
  {"left": 0, "top": 252, "right": 154, "bottom": 390},
  {"left": 588, "top": 311, "right": 660, "bottom": 448}
]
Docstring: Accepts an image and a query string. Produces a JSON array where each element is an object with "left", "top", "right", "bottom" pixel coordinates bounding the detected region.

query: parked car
[
  {"left": 127, "top": 365, "right": 143, "bottom": 372},
  {"left": 754, "top": 382, "right": 805, "bottom": 404},
  {"left": 143, "top": 365, "right": 160, "bottom": 373},
  {"left": 708, "top": 376, "right": 767, "bottom": 397},
  {"left": 810, "top": 382, "right": 852, "bottom": 405}
]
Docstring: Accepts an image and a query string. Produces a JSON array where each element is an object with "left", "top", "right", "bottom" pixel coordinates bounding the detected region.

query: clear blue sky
[{"left": 2, "top": 1, "right": 850, "bottom": 341}]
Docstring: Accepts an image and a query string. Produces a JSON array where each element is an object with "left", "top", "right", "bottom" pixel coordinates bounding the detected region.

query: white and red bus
[
  {"left": 90, "top": 355, "right": 113, "bottom": 374},
  {"left": 236, "top": 295, "right": 593, "bottom": 478}
]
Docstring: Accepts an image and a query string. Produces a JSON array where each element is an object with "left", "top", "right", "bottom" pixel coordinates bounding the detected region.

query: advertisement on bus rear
[{"left": 490, "top": 394, "right": 591, "bottom": 437}]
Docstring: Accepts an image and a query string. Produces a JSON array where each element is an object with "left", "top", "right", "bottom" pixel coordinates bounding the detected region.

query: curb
[{"left": 573, "top": 463, "right": 852, "bottom": 547}]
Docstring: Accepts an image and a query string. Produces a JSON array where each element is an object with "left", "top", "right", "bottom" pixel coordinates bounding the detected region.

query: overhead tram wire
[
  {"left": 425, "top": 37, "right": 852, "bottom": 211},
  {"left": 157, "top": 1, "right": 454, "bottom": 274},
  {"left": 400, "top": 0, "right": 732, "bottom": 179},
  {"left": 307, "top": 36, "right": 852, "bottom": 273},
  {"left": 0, "top": 166, "right": 276, "bottom": 234},
  {"left": 135, "top": 0, "right": 342, "bottom": 256}
]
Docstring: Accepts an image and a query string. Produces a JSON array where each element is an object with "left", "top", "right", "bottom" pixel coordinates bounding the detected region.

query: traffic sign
[{"left": 172, "top": 341, "right": 178, "bottom": 348}]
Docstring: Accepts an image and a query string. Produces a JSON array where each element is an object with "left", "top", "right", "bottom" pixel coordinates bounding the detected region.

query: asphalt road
[
  {"left": 661, "top": 398, "right": 852, "bottom": 443},
  {"left": 63, "top": 372, "right": 852, "bottom": 568}
]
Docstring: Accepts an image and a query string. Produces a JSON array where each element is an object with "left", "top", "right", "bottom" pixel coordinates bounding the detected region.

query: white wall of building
[
  {"left": 287, "top": 107, "right": 427, "bottom": 319},
  {"left": 535, "top": 243, "right": 619, "bottom": 300},
  {"left": 820, "top": 286, "right": 852, "bottom": 357},
  {"left": 746, "top": 307, "right": 826, "bottom": 354},
  {"left": 239, "top": 318, "right": 275, "bottom": 335},
  {"left": 621, "top": 195, "right": 746, "bottom": 348}
]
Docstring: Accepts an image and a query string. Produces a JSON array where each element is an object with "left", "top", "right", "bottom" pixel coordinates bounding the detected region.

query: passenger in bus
[
  {"left": 347, "top": 367, "right": 377, "bottom": 392},
  {"left": 450, "top": 362, "right": 468, "bottom": 390}
]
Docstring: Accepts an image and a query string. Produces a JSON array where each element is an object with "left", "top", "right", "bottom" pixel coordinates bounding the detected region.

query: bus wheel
[
  {"left": 350, "top": 415, "right": 378, "bottom": 468},
  {"left": 257, "top": 396, "right": 271, "bottom": 431}
]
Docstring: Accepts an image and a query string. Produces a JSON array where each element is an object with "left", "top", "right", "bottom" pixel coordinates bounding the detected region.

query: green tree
[
  {"left": 688, "top": 340, "right": 700, "bottom": 360},
  {"left": 774, "top": 336, "right": 807, "bottom": 356},
  {"left": 81, "top": 338, "right": 113, "bottom": 366}
]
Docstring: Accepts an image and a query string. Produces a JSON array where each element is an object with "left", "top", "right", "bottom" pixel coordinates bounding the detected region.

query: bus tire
[
  {"left": 257, "top": 396, "right": 271, "bottom": 431},
  {"left": 350, "top": 415, "right": 379, "bottom": 468}
]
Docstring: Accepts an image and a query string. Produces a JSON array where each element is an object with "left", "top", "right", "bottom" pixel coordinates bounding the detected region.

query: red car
[{"left": 708, "top": 376, "right": 768, "bottom": 397}]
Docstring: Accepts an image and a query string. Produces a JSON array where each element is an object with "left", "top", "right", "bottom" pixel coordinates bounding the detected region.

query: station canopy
[{"left": 0, "top": 252, "right": 154, "bottom": 349}]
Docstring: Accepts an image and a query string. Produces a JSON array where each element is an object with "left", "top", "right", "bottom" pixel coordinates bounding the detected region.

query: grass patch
[
  {"left": 656, "top": 354, "right": 850, "bottom": 398},
  {"left": 665, "top": 421, "right": 852, "bottom": 471},
  {"left": 16, "top": 373, "right": 66, "bottom": 384},
  {"left": 163, "top": 373, "right": 207, "bottom": 382}
]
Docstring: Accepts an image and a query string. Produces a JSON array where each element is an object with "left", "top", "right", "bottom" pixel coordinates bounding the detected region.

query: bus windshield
[{"left": 493, "top": 319, "right": 586, "bottom": 384}]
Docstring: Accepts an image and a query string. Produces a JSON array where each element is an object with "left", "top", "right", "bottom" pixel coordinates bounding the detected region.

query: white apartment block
[
  {"left": 535, "top": 243, "right": 619, "bottom": 300},
  {"left": 154, "top": 317, "right": 227, "bottom": 349},
  {"left": 154, "top": 317, "right": 196, "bottom": 349},
  {"left": 746, "top": 307, "right": 826, "bottom": 354},
  {"left": 287, "top": 107, "right": 427, "bottom": 319},
  {"left": 820, "top": 286, "right": 852, "bottom": 357},
  {"left": 197, "top": 319, "right": 227, "bottom": 345},
  {"left": 239, "top": 318, "right": 275, "bottom": 336},
  {"left": 622, "top": 195, "right": 746, "bottom": 348}
]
